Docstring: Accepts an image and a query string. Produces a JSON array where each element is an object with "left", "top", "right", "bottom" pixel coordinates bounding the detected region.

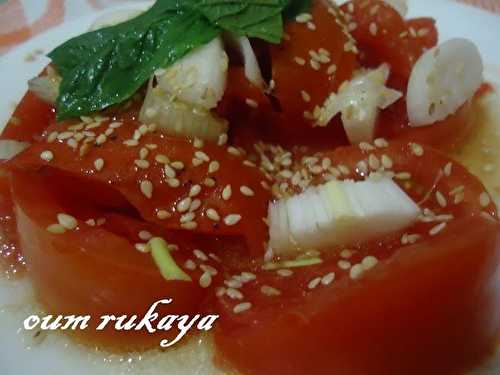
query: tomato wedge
[
  {"left": 8, "top": 119, "right": 271, "bottom": 256},
  {"left": 11, "top": 169, "right": 227, "bottom": 349},
  {"left": 214, "top": 142, "right": 500, "bottom": 375}
]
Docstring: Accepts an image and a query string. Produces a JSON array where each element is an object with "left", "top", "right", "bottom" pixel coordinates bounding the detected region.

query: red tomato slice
[
  {"left": 340, "top": 0, "right": 437, "bottom": 80},
  {"left": 11, "top": 170, "right": 224, "bottom": 349},
  {"left": 214, "top": 142, "right": 500, "bottom": 375},
  {"left": 218, "top": 0, "right": 357, "bottom": 149},
  {"left": 8, "top": 120, "right": 271, "bottom": 256}
]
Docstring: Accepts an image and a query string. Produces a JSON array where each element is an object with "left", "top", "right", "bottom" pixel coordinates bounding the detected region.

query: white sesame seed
[
  {"left": 184, "top": 259, "right": 196, "bottom": 271},
  {"left": 245, "top": 98, "right": 258, "bottom": 108},
  {"left": 94, "top": 158, "right": 104, "bottom": 171},
  {"left": 479, "top": 192, "right": 491, "bottom": 207},
  {"left": 192, "top": 158, "right": 203, "bottom": 167},
  {"left": 369, "top": 22, "right": 378, "bottom": 36},
  {"left": 96, "top": 134, "right": 107, "bottom": 146},
  {"left": 123, "top": 139, "right": 139, "bottom": 147},
  {"left": 227, "top": 146, "right": 241, "bottom": 156},
  {"left": 40, "top": 150, "right": 54, "bottom": 162},
  {"left": 338, "top": 260, "right": 351, "bottom": 270},
  {"left": 139, "top": 147, "right": 149, "bottom": 160},
  {"left": 193, "top": 138, "right": 204, "bottom": 149},
  {"left": 140, "top": 180, "right": 153, "bottom": 199},
  {"left": 171, "top": 161, "right": 184, "bottom": 170},
  {"left": 224, "top": 214, "right": 242, "bottom": 226},
  {"left": 240, "top": 186, "right": 255, "bottom": 197},
  {"left": 57, "top": 213, "right": 78, "bottom": 230},
  {"left": 85, "top": 219, "right": 96, "bottom": 226},
  {"left": 189, "top": 199, "right": 201, "bottom": 212},
  {"left": 199, "top": 272, "right": 212, "bottom": 288},
  {"left": 57, "top": 131, "right": 74, "bottom": 141},
  {"left": 301, "top": 90, "right": 311, "bottom": 102},
  {"left": 208, "top": 160, "right": 220, "bottom": 174},
  {"left": 195, "top": 151, "right": 210, "bottom": 162},
  {"left": 277, "top": 269, "right": 293, "bottom": 277},
  {"left": 109, "top": 121, "right": 123, "bottom": 129},
  {"left": 180, "top": 212, "right": 195, "bottom": 224},
  {"left": 204, "top": 177, "right": 216, "bottom": 187},
  {"left": 47, "top": 131, "right": 58, "bottom": 143},
  {"left": 206, "top": 208, "right": 220, "bottom": 222},
  {"left": 350, "top": 264, "right": 364, "bottom": 280},
  {"left": 436, "top": 191, "right": 447, "bottom": 208},
  {"left": 134, "top": 159, "right": 150, "bottom": 169},
  {"left": 189, "top": 184, "right": 202, "bottom": 197},
  {"left": 310, "top": 59, "right": 321, "bottom": 70},
  {"left": 308, "top": 277, "right": 322, "bottom": 290},
  {"left": 410, "top": 142, "right": 424, "bottom": 156},
  {"left": 444, "top": 162, "right": 453, "bottom": 177},
  {"left": 167, "top": 178, "right": 180, "bottom": 188},
  {"left": 361, "top": 256, "right": 378, "bottom": 271},
  {"left": 321, "top": 272, "right": 336, "bottom": 285},
  {"left": 233, "top": 302, "right": 252, "bottom": 314},
  {"left": 368, "top": 154, "right": 380, "bottom": 170},
  {"left": 181, "top": 221, "right": 198, "bottom": 230},
  {"left": 395, "top": 172, "right": 411, "bottom": 180},
  {"left": 327, "top": 64, "right": 337, "bottom": 75},
  {"left": 374, "top": 138, "right": 389, "bottom": 148},
  {"left": 429, "top": 222, "right": 447, "bottom": 236},
  {"left": 294, "top": 56, "right": 306, "bottom": 66},
  {"left": 217, "top": 133, "right": 228, "bottom": 146},
  {"left": 156, "top": 210, "right": 171, "bottom": 220},
  {"left": 381, "top": 154, "right": 393, "bottom": 169},
  {"left": 296, "top": 13, "right": 313, "bottom": 23},
  {"left": 226, "top": 288, "right": 244, "bottom": 300},
  {"left": 222, "top": 185, "right": 232, "bottom": 200},
  {"left": 138, "top": 230, "right": 152, "bottom": 241},
  {"left": 261, "top": 285, "right": 281, "bottom": 296},
  {"left": 359, "top": 142, "right": 376, "bottom": 151},
  {"left": 340, "top": 249, "right": 353, "bottom": 258},
  {"left": 46, "top": 223, "right": 66, "bottom": 234},
  {"left": 177, "top": 197, "right": 192, "bottom": 213}
]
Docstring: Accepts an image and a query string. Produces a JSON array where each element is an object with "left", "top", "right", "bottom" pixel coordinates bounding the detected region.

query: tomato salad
[{"left": 0, "top": 0, "right": 499, "bottom": 374}]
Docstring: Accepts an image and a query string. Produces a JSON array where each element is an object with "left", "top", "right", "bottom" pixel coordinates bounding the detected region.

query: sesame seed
[
  {"left": 410, "top": 142, "right": 424, "bottom": 156},
  {"left": 193, "top": 249, "right": 208, "bottom": 261},
  {"left": 40, "top": 150, "right": 54, "bottom": 162},
  {"left": 240, "top": 186, "right": 255, "bottom": 197},
  {"left": 260, "top": 285, "right": 281, "bottom": 296},
  {"left": 245, "top": 98, "right": 258, "bottom": 108},
  {"left": 479, "top": 192, "right": 491, "bottom": 207},
  {"left": 395, "top": 172, "right": 411, "bottom": 180},
  {"left": 327, "top": 64, "right": 337, "bottom": 75},
  {"left": 180, "top": 212, "right": 195, "bottom": 224},
  {"left": 301, "top": 90, "right": 311, "bottom": 102},
  {"left": 308, "top": 277, "right": 322, "bottom": 290},
  {"left": 181, "top": 221, "right": 198, "bottom": 230},
  {"left": 139, "top": 147, "right": 149, "bottom": 160},
  {"left": 350, "top": 264, "right": 364, "bottom": 280},
  {"left": 206, "top": 208, "right": 220, "bottom": 222},
  {"left": 224, "top": 214, "right": 242, "bottom": 226},
  {"left": 369, "top": 22, "right": 378, "bottom": 36},
  {"left": 310, "top": 59, "right": 321, "bottom": 70},
  {"left": 368, "top": 154, "right": 380, "bottom": 170},
  {"left": 444, "top": 162, "right": 453, "bottom": 177},
  {"left": 109, "top": 121, "right": 123, "bottom": 129},
  {"left": 184, "top": 259, "right": 196, "bottom": 271},
  {"left": 195, "top": 151, "right": 210, "bottom": 162},
  {"left": 296, "top": 13, "right": 313, "bottom": 23},
  {"left": 193, "top": 138, "right": 204, "bottom": 148},
  {"left": 189, "top": 199, "right": 201, "bottom": 212},
  {"left": 134, "top": 159, "right": 150, "bottom": 169},
  {"left": 226, "top": 288, "right": 244, "bottom": 300},
  {"left": 95, "top": 134, "right": 107, "bottom": 146},
  {"left": 167, "top": 178, "right": 180, "bottom": 188},
  {"left": 227, "top": 146, "right": 241, "bottom": 156},
  {"left": 47, "top": 131, "right": 58, "bottom": 143},
  {"left": 192, "top": 158, "right": 203, "bottom": 167},
  {"left": 361, "top": 256, "right": 378, "bottom": 270},
  {"left": 123, "top": 139, "right": 139, "bottom": 147},
  {"left": 171, "top": 161, "right": 185, "bottom": 170},
  {"left": 208, "top": 160, "right": 220, "bottom": 174},
  {"left": 57, "top": 213, "right": 77, "bottom": 230},
  {"left": 46, "top": 223, "right": 66, "bottom": 234},
  {"left": 155, "top": 154, "right": 169, "bottom": 164},
  {"left": 233, "top": 302, "right": 252, "bottom": 314},
  {"left": 359, "top": 142, "right": 376, "bottom": 151},
  {"left": 374, "top": 138, "right": 389, "bottom": 148},
  {"left": 156, "top": 210, "right": 171, "bottom": 220},
  {"left": 140, "top": 180, "right": 153, "bottom": 199},
  {"left": 199, "top": 272, "right": 212, "bottom": 288},
  {"left": 138, "top": 230, "right": 152, "bottom": 241},
  {"left": 321, "top": 272, "right": 336, "bottom": 285},
  {"left": 57, "top": 131, "right": 74, "bottom": 141},
  {"left": 218, "top": 133, "right": 228, "bottom": 146},
  {"left": 222, "top": 185, "right": 232, "bottom": 200},
  {"left": 436, "top": 191, "right": 447, "bottom": 208},
  {"left": 338, "top": 260, "right": 351, "bottom": 270},
  {"left": 340, "top": 249, "right": 353, "bottom": 258},
  {"left": 177, "top": 197, "right": 192, "bottom": 213},
  {"left": 94, "top": 158, "right": 104, "bottom": 171},
  {"left": 381, "top": 155, "right": 393, "bottom": 169},
  {"left": 307, "top": 21, "right": 316, "bottom": 30},
  {"left": 187, "top": 185, "right": 201, "bottom": 198},
  {"left": 204, "top": 177, "right": 216, "bottom": 187},
  {"left": 277, "top": 269, "right": 293, "bottom": 277},
  {"left": 164, "top": 165, "right": 176, "bottom": 178},
  {"left": 429, "top": 222, "right": 447, "bottom": 236}
]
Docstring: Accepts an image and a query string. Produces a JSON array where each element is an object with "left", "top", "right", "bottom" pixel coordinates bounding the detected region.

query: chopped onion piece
[
  {"left": 139, "top": 79, "right": 228, "bottom": 141},
  {"left": 28, "top": 75, "right": 61, "bottom": 105},
  {"left": 89, "top": 9, "right": 143, "bottom": 31},
  {"left": 156, "top": 37, "right": 228, "bottom": 110},
  {"left": 316, "top": 64, "right": 402, "bottom": 144},
  {"left": 407, "top": 38, "right": 483, "bottom": 127},
  {"left": 149, "top": 237, "right": 192, "bottom": 282},
  {"left": 268, "top": 176, "right": 420, "bottom": 255},
  {"left": 0, "top": 140, "right": 30, "bottom": 161},
  {"left": 226, "top": 35, "right": 265, "bottom": 89}
]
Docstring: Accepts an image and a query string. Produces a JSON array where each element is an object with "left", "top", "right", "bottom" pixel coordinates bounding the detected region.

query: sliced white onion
[
  {"left": 268, "top": 176, "right": 420, "bottom": 255},
  {"left": 383, "top": 0, "right": 408, "bottom": 18},
  {"left": 225, "top": 35, "right": 265, "bottom": 89},
  {"left": 317, "top": 64, "right": 402, "bottom": 144},
  {"left": 139, "top": 80, "right": 228, "bottom": 141},
  {"left": 89, "top": 9, "right": 143, "bottom": 31},
  {"left": 407, "top": 38, "right": 483, "bottom": 127},
  {"left": 0, "top": 140, "right": 30, "bottom": 161},
  {"left": 28, "top": 76, "right": 60, "bottom": 105},
  {"left": 156, "top": 37, "right": 228, "bottom": 110}
]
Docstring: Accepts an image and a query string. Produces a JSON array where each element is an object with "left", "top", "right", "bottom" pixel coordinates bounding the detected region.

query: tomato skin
[
  {"left": 0, "top": 91, "right": 54, "bottom": 142},
  {"left": 215, "top": 217, "right": 500, "bottom": 375},
  {"left": 11, "top": 170, "right": 218, "bottom": 349},
  {"left": 341, "top": 0, "right": 437, "bottom": 80}
]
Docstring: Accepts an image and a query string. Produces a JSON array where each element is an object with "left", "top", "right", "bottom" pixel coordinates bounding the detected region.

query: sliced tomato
[
  {"left": 11, "top": 169, "right": 226, "bottom": 349},
  {"left": 8, "top": 120, "right": 271, "bottom": 256},
  {"left": 0, "top": 91, "right": 54, "bottom": 142},
  {"left": 340, "top": 0, "right": 437, "bottom": 81},
  {"left": 218, "top": 0, "right": 356, "bottom": 149},
  {"left": 214, "top": 142, "right": 500, "bottom": 375}
]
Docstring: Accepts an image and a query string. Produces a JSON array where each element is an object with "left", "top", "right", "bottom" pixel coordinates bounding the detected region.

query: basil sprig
[{"left": 49, "top": 0, "right": 311, "bottom": 121}]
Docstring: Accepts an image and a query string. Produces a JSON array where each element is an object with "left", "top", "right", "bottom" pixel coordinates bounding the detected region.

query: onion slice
[
  {"left": 407, "top": 38, "right": 483, "bottom": 127},
  {"left": 28, "top": 75, "right": 60, "bottom": 105},
  {"left": 0, "top": 140, "right": 30, "bottom": 161},
  {"left": 225, "top": 35, "right": 265, "bottom": 89}
]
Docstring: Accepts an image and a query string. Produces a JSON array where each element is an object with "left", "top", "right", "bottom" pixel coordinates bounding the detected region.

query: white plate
[{"left": 0, "top": 1, "right": 499, "bottom": 374}]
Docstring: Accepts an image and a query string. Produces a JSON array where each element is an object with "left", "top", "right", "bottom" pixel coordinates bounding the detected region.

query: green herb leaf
[{"left": 49, "top": 0, "right": 310, "bottom": 120}]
